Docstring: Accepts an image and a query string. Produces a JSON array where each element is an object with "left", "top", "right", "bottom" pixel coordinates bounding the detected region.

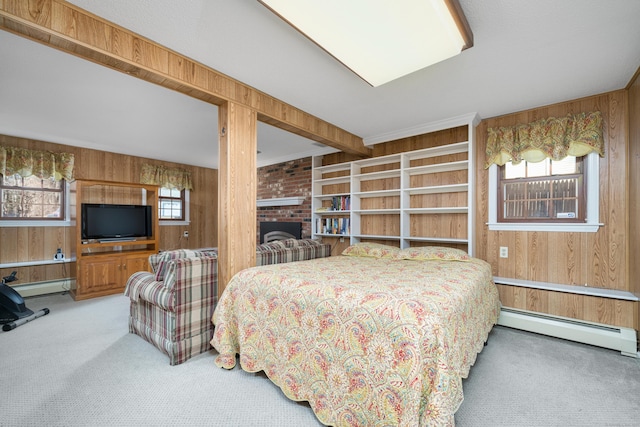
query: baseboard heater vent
[{"left": 498, "top": 307, "right": 637, "bottom": 357}]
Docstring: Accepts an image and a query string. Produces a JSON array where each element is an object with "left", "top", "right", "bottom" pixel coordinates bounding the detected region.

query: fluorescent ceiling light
[{"left": 259, "top": 0, "right": 473, "bottom": 87}]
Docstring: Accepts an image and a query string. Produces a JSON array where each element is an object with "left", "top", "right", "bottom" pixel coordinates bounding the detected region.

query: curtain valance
[
  {"left": 0, "top": 145, "right": 74, "bottom": 181},
  {"left": 485, "top": 111, "right": 604, "bottom": 168},
  {"left": 140, "top": 164, "right": 193, "bottom": 191}
]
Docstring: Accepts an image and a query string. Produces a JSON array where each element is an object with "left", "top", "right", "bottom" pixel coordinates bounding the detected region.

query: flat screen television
[{"left": 81, "top": 203, "right": 152, "bottom": 240}]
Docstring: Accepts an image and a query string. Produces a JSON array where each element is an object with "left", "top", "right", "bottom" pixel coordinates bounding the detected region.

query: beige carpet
[{"left": 0, "top": 292, "right": 638, "bottom": 426}]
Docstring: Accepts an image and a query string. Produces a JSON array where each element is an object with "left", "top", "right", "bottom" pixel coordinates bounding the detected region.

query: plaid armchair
[{"left": 124, "top": 249, "right": 218, "bottom": 365}]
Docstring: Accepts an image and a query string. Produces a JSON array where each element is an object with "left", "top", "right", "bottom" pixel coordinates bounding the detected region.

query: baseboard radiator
[
  {"left": 13, "top": 279, "right": 74, "bottom": 298},
  {"left": 498, "top": 307, "right": 638, "bottom": 357}
]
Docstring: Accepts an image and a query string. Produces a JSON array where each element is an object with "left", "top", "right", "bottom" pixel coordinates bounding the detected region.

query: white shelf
[
  {"left": 404, "top": 141, "right": 469, "bottom": 161},
  {"left": 351, "top": 209, "right": 401, "bottom": 215},
  {"left": 406, "top": 160, "right": 468, "bottom": 176},
  {"left": 404, "top": 236, "right": 469, "bottom": 244},
  {"left": 315, "top": 176, "right": 350, "bottom": 185},
  {"left": 351, "top": 234, "right": 401, "bottom": 241},
  {"left": 313, "top": 192, "right": 349, "bottom": 200},
  {"left": 406, "top": 183, "right": 468, "bottom": 195},
  {"left": 353, "top": 189, "right": 401, "bottom": 198},
  {"left": 404, "top": 207, "right": 468, "bottom": 214},
  {"left": 0, "top": 257, "right": 76, "bottom": 269},
  {"left": 353, "top": 169, "right": 401, "bottom": 181},
  {"left": 314, "top": 210, "right": 350, "bottom": 215},
  {"left": 311, "top": 119, "right": 477, "bottom": 254},
  {"left": 354, "top": 153, "right": 402, "bottom": 167},
  {"left": 314, "top": 163, "right": 351, "bottom": 174}
]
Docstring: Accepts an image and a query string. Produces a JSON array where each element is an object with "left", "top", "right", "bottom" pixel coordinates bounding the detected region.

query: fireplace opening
[{"left": 259, "top": 221, "right": 302, "bottom": 243}]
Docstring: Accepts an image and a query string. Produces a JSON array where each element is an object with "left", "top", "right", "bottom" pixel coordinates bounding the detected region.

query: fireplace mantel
[{"left": 256, "top": 196, "right": 305, "bottom": 207}]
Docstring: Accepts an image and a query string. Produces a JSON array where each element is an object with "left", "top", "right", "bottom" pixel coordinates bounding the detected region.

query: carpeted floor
[{"left": 0, "top": 292, "right": 638, "bottom": 426}]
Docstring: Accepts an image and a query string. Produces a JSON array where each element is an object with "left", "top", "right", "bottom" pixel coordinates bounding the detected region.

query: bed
[{"left": 211, "top": 244, "right": 500, "bottom": 426}]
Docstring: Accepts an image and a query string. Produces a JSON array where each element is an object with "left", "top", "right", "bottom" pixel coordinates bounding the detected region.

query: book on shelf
[
  {"left": 316, "top": 217, "right": 350, "bottom": 235},
  {"left": 331, "top": 195, "right": 350, "bottom": 211}
]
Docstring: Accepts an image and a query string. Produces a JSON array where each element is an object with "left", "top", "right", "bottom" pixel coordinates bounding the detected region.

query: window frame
[
  {"left": 158, "top": 188, "right": 190, "bottom": 226},
  {"left": 487, "top": 152, "right": 601, "bottom": 232},
  {"left": 158, "top": 187, "right": 185, "bottom": 221},
  {"left": 0, "top": 174, "right": 70, "bottom": 226},
  {"left": 497, "top": 156, "right": 586, "bottom": 223}
]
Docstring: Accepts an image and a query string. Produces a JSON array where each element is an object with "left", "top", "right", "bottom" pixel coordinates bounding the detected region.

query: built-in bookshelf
[{"left": 312, "top": 121, "right": 477, "bottom": 255}]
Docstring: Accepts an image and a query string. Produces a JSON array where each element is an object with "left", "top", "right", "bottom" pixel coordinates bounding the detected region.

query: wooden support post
[{"left": 217, "top": 101, "right": 257, "bottom": 296}]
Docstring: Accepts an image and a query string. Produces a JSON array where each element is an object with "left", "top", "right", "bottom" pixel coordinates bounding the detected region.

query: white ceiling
[{"left": 1, "top": 0, "right": 639, "bottom": 169}]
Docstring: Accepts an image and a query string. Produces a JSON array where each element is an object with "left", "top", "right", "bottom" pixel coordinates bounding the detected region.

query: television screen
[{"left": 81, "top": 204, "right": 152, "bottom": 240}]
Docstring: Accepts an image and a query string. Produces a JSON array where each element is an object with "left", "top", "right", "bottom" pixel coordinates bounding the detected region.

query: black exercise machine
[{"left": 0, "top": 271, "right": 49, "bottom": 331}]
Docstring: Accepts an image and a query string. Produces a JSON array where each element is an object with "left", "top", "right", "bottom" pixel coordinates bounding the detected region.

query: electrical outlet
[
  {"left": 183, "top": 231, "right": 189, "bottom": 238},
  {"left": 499, "top": 246, "right": 508, "bottom": 258},
  {"left": 54, "top": 248, "right": 65, "bottom": 261}
]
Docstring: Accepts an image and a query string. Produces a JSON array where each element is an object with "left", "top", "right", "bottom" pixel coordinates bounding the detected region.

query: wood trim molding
[{"left": 0, "top": 0, "right": 371, "bottom": 158}]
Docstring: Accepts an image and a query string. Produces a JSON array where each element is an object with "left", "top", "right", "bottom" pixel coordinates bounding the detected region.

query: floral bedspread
[{"left": 211, "top": 256, "right": 500, "bottom": 426}]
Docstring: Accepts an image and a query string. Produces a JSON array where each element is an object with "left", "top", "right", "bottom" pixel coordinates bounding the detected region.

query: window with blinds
[{"left": 498, "top": 156, "right": 585, "bottom": 222}]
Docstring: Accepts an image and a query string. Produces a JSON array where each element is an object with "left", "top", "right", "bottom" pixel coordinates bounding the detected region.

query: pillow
[
  {"left": 341, "top": 242, "right": 400, "bottom": 259},
  {"left": 397, "top": 246, "right": 469, "bottom": 261}
]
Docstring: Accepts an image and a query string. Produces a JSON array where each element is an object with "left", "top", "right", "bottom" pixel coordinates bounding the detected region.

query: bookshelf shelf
[
  {"left": 351, "top": 209, "right": 401, "bottom": 215},
  {"left": 312, "top": 115, "right": 478, "bottom": 255}
]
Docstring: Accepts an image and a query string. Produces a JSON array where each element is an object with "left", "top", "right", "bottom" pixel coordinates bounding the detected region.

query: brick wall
[{"left": 257, "top": 157, "right": 312, "bottom": 243}]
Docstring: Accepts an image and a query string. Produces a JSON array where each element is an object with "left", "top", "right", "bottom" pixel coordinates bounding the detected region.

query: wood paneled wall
[
  {"left": 475, "top": 90, "right": 638, "bottom": 330},
  {"left": 628, "top": 70, "right": 640, "bottom": 330},
  {"left": 0, "top": 134, "right": 217, "bottom": 287},
  {"left": 320, "top": 126, "right": 469, "bottom": 255}
]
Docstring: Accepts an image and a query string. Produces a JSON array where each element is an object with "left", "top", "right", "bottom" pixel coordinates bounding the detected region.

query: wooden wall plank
[
  {"left": 479, "top": 90, "right": 636, "bottom": 331},
  {"left": 496, "top": 284, "right": 635, "bottom": 329},
  {"left": 627, "top": 68, "right": 640, "bottom": 336},
  {"left": 0, "top": 133, "right": 217, "bottom": 288}
]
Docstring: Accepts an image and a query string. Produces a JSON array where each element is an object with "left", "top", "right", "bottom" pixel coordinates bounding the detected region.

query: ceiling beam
[{"left": 0, "top": 0, "right": 372, "bottom": 158}]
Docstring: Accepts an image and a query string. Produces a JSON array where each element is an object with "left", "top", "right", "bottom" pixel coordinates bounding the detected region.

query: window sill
[
  {"left": 159, "top": 220, "right": 189, "bottom": 226},
  {"left": 494, "top": 276, "right": 638, "bottom": 301},
  {"left": 0, "top": 257, "right": 76, "bottom": 268},
  {"left": 487, "top": 222, "right": 602, "bottom": 232},
  {"left": 0, "top": 220, "right": 71, "bottom": 227}
]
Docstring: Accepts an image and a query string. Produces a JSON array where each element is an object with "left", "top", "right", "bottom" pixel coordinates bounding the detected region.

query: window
[
  {"left": 158, "top": 187, "right": 185, "bottom": 221},
  {"left": 488, "top": 152, "right": 601, "bottom": 232},
  {"left": 499, "top": 156, "right": 584, "bottom": 222},
  {"left": 1, "top": 174, "right": 65, "bottom": 220}
]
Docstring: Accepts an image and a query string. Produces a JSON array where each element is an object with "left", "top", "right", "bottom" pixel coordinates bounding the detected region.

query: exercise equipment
[{"left": 0, "top": 271, "right": 50, "bottom": 331}]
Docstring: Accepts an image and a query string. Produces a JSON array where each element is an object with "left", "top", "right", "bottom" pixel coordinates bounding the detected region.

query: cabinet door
[
  {"left": 77, "top": 257, "right": 123, "bottom": 296},
  {"left": 122, "top": 254, "right": 150, "bottom": 279}
]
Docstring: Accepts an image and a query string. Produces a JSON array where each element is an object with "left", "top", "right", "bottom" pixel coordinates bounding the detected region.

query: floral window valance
[
  {"left": 485, "top": 111, "right": 604, "bottom": 168},
  {"left": 0, "top": 145, "right": 74, "bottom": 181},
  {"left": 140, "top": 163, "right": 193, "bottom": 191}
]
